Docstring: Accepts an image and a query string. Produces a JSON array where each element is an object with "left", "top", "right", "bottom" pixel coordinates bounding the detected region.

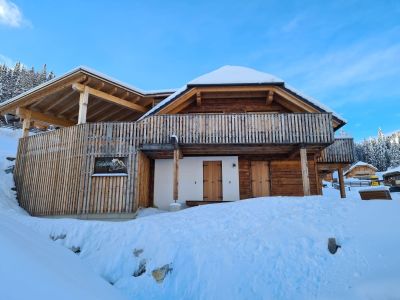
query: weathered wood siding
[
  {"left": 135, "top": 150, "right": 152, "bottom": 208},
  {"left": 239, "top": 158, "right": 320, "bottom": 198},
  {"left": 14, "top": 114, "right": 354, "bottom": 216},
  {"left": 345, "top": 166, "right": 376, "bottom": 178},
  {"left": 137, "top": 113, "right": 334, "bottom": 145},
  {"left": 318, "top": 138, "right": 355, "bottom": 164},
  {"left": 15, "top": 122, "right": 137, "bottom": 216}
]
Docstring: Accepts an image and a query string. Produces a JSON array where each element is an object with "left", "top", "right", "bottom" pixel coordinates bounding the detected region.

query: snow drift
[{"left": 1, "top": 128, "right": 400, "bottom": 299}]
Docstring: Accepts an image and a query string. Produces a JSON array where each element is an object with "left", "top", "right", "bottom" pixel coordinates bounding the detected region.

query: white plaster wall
[{"left": 154, "top": 156, "right": 240, "bottom": 210}]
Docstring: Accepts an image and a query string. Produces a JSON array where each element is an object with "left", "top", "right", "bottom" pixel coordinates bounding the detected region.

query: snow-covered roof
[
  {"left": 0, "top": 66, "right": 175, "bottom": 112},
  {"left": 344, "top": 161, "right": 378, "bottom": 175},
  {"left": 188, "top": 65, "right": 284, "bottom": 85},
  {"left": 140, "top": 65, "right": 345, "bottom": 122},
  {"left": 383, "top": 166, "right": 400, "bottom": 177}
]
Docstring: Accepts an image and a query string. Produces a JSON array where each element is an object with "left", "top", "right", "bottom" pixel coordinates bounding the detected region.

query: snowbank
[
  {"left": 0, "top": 128, "right": 127, "bottom": 300},
  {"left": 1, "top": 128, "right": 400, "bottom": 299},
  {"left": 13, "top": 189, "right": 400, "bottom": 300},
  {"left": 0, "top": 213, "right": 127, "bottom": 300}
]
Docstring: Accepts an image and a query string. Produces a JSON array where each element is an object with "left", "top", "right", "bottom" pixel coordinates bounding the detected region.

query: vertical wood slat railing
[
  {"left": 317, "top": 138, "right": 355, "bottom": 163},
  {"left": 15, "top": 122, "right": 138, "bottom": 216},
  {"left": 136, "top": 113, "right": 335, "bottom": 145}
]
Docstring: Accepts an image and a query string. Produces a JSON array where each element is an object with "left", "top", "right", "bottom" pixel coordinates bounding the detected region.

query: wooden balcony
[
  {"left": 317, "top": 138, "right": 355, "bottom": 164},
  {"left": 136, "top": 113, "right": 335, "bottom": 145}
]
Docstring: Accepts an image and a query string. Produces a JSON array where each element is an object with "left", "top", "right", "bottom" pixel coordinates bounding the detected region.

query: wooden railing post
[
  {"left": 300, "top": 146, "right": 311, "bottom": 196},
  {"left": 338, "top": 164, "right": 346, "bottom": 198}
]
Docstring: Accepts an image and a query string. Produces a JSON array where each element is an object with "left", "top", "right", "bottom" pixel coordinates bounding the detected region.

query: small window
[{"left": 93, "top": 157, "right": 128, "bottom": 176}]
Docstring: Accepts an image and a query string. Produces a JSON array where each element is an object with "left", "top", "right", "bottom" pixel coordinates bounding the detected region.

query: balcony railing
[
  {"left": 317, "top": 138, "right": 355, "bottom": 164},
  {"left": 136, "top": 113, "right": 335, "bottom": 145}
]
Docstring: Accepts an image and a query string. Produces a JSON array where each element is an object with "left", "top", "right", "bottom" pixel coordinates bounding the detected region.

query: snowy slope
[
  {"left": 1, "top": 128, "right": 400, "bottom": 299},
  {"left": 0, "top": 129, "right": 128, "bottom": 300}
]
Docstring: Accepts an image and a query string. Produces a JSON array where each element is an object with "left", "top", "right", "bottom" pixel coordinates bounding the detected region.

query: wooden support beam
[
  {"left": 121, "top": 91, "right": 130, "bottom": 100},
  {"left": 72, "top": 83, "right": 147, "bottom": 113},
  {"left": 196, "top": 92, "right": 201, "bottom": 106},
  {"left": 44, "top": 89, "right": 76, "bottom": 113},
  {"left": 0, "top": 75, "right": 87, "bottom": 115},
  {"left": 288, "top": 146, "right": 299, "bottom": 159},
  {"left": 16, "top": 107, "right": 74, "bottom": 127},
  {"left": 300, "top": 147, "right": 311, "bottom": 196},
  {"left": 314, "top": 155, "right": 322, "bottom": 195},
  {"left": 19, "top": 109, "right": 31, "bottom": 138},
  {"left": 338, "top": 164, "right": 346, "bottom": 198},
  {"left": 266, "top": 90, "right": 274, "bottom": 105},
  {"left": 77, "top": 86, "right": 89, "bottom": 124},
  {"left": 173, "top": 147, "right": 180, "bottom": 202}
]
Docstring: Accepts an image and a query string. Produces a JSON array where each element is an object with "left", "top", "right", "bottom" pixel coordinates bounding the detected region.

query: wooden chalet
[
  {"left": 344, "top": 161, "right": 377, "bottom": 179},
  {"left": 0, "top": 65, "right": 355, "bottom": 218},
  {"left": 383, "top": 167, "right": 400, "bottom": 187}
]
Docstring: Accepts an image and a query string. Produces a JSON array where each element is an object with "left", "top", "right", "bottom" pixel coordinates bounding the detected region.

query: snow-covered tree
[
  {"left": 354, "top": 129, "right": 400, "bottom": 171},
  {"left": 0, "top": 62, "right": 55, "bottom": 103}
]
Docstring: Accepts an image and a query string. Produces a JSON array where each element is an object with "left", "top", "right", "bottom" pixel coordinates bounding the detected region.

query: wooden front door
[
  {"left": 203, "top": 161, "right": 223, "bottom": 201},
  {"left": 251, "top": 161, "right": 270, "bottom": 197}
]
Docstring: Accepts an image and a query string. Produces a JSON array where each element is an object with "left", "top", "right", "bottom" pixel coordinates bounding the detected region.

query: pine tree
[
  {"left": 388, "top": 135, "right": 400, "bottom": 168},
  {"left": 374, "top": 129, "right": 388, "bottom": 171},
  {"left": 0, "top": 62, "right": 55, "bottom": 103}
]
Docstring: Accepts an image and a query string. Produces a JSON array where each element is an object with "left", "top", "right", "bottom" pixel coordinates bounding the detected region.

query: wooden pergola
[{"left": 0, "top": 67, "right": 173, "bottom": 137}]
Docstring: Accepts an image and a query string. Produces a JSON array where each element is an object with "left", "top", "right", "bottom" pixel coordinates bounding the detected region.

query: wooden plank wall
[
  {"left": 239, "top": 157, "right": 320, "bottom": 198},
  {"left": 15, "top": 122, "right": 138, "bottom": 216},
  {"left": 15, "top": 125, "right": 86, "bottom": 215}
]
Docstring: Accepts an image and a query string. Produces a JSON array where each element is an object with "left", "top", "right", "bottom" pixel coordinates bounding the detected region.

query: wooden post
[
  {"left": 300, "top": 147, "right": 311, "bottom": 196},
  {"left": 22, "top": 115, "right": 31, "bottom": 138},
  {"left": 16, "top": 107, "right": 31, "bottom": 138},
  {"left": 173, "top": 148, "right": 180, "bottom": 202},
  {"left": 338, "top": 164, "right": 346, "bottom": 198},
  {"left": 170, "top": 134, "right": 180, "bottom": 202},
  {"left": 77, "top": 86, "right": 89, "bottom": 124},
  {"left": 314, "top": 155, "right": 322, "bottom": 195}
]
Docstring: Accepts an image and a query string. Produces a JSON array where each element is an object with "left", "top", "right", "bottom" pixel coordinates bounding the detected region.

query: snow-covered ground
[{"left": 1, "top": 128, "right": 400, "bottom": 299}]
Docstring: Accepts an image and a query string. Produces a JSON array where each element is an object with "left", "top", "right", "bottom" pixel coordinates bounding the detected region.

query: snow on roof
[
  {"left": 383, "top": 166, "right": 400, "bottom": 177},
  {"left": 344, "top": 161, "right": 378, "bottom": 175},
  {"left": 0, "top": 66, "right": 175, "bottom": 111},
  {"left": 188, "top": 65, "right": 284, "bottom": 85},
  {"left": 141, "top": 65, "right": 345, "bottom": 122}
]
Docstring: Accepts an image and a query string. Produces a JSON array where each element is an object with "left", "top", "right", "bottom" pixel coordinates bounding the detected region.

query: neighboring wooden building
[
  {"left": 383, "top": 167, "right": 400, "bottom": 187},
  {"left": 0, "top": 65, "right": 355, "bottom": 218},
  {"left": 344, "top": 161, "right": 377, "bottom": 179}
]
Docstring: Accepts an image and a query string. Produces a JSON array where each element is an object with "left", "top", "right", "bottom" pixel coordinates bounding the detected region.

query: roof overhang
[
  {"left": 140, "top": 83, "right": 347, "bottom": 130},
  {"left": 0, "top": 66, "right": 174, "bottom": 125}
]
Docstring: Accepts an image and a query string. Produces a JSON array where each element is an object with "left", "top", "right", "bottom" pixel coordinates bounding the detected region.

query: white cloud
[
  {"left": 276, "top": 28, "right": 400, "bottom": 97},
  {"left": 0, "top": 0, "right": 25, "bottom": 27}
]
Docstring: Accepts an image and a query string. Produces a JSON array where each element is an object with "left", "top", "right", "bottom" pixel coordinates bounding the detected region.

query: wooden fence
[
  {"left": 317, "top": 138, "right": 355, "bottom": 164},
  {"left": 136, "top": 113, "right": 334, "bottom": 145},
  {"left": 15, "top": 122, "right": 138, "bottom": 216}
]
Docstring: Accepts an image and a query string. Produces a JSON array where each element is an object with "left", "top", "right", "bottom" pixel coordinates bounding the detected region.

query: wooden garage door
[
  {"left": 251, "top": 161, "right": 270, "bottom": 197},
  {"left": 203, "top": 161, "right": 223, "bottom": 201}
]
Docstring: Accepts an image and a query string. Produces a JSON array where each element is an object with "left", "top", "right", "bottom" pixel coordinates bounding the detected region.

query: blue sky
[{"left": 0, "top": 0, "right": 399, "bottom": 140}]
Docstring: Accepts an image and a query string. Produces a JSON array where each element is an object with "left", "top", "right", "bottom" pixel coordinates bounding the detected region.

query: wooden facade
[
  {"left": 344, "top": 163, "right": 377, "bottom": 179},
  {"left": 15, "top": 114, "right": 350, "bottom": 215},
  {"left": 1, "top": 65, "right": 357, "bottom": 217}
]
